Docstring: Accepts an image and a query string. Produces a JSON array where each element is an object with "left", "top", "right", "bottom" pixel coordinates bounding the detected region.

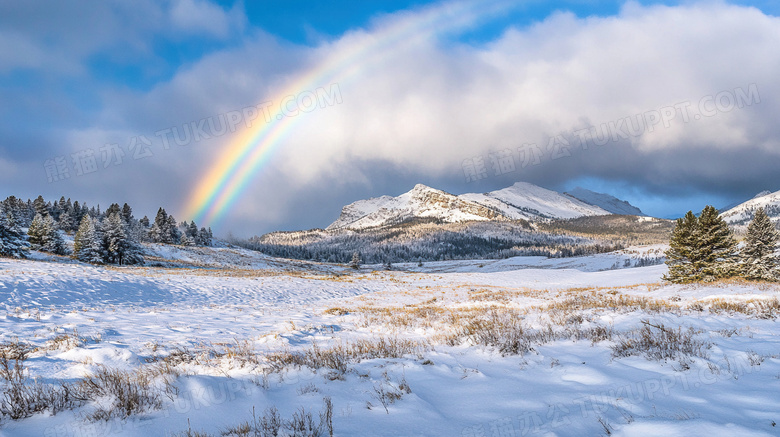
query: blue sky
[{"left": 1, "top": 0, "right": 779, "bottom": 235}]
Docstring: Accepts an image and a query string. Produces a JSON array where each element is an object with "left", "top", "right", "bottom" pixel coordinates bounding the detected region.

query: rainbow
[{"left": 184, "top": 0, "right": 515, "bottom": 226}]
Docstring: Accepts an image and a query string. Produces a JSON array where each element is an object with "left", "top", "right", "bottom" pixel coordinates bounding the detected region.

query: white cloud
[
  {"left": 169, "top": 0, "right": 245, "bottom": 39},
  {"left": 22, "top": 1, "right": 780, "bottom": 232}
]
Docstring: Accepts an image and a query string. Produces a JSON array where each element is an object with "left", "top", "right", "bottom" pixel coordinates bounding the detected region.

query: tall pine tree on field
[
  {"left": 664, "top": 211, "right": 699, "bottom": 283},
  {"left": 41, "top": 214, "right": 68, "bottom": 255},
  {"left": 740, "top": 207, "right": 779, "bottom": 281},
  {"left": 0, "top": 213, "right": 29, "bottom": 258},
  {"left": 74, "top": 215, "right": 104, "bottom": 264},
  {"left": 27, "top": 213, "right": 47, "bottom": 248},
  {"left": 103, "top": 212, "right": 130, "bottom": 265},
  {"left": 664, "top": 205, "right": 738, "bottom": 283},
  {"left": 696, "top": 205, "right": 738, "bottom": 281}
]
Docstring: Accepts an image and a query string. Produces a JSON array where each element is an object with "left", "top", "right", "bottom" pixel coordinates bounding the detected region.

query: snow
[
  {"left": 0, "top": 244, "right": 778, "bottom": 436},
  {"left": 565, "top": 187, "right": 644, "bottom": 216},
  {"left": 721, "top": 189, "right": 780, "bottom": 226},
  {"left": 328, "top": 182, "right": 613, "bottom": 230}
]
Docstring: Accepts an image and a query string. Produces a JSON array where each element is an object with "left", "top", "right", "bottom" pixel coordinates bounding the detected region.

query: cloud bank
[{"left": 2, "top": 1, "right": 780, "bottom": 235}]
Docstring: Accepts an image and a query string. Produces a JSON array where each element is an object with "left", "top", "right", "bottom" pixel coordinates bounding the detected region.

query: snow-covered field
[{"left": 0, "top": 245, "right": 778, "bottom": 436}]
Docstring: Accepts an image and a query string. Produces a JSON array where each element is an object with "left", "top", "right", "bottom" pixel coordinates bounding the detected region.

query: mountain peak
[
  {"left": 327, "top": 181, "right": 624, "bottom": 230},
  {"left": 565, "top": 187, "right": 644, "bottom": 216},
  {"left": 721, "top": 188, "right": 780, "bottom": 226},
  {"left": 409, "top": 184, "right": 438, "bottom": 194}
]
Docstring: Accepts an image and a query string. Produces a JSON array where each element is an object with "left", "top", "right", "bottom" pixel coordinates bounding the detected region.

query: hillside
[
  {"left": 327, "top": 182, "right": 612, "bottom": 231},
  {"left": 721, "top": 189, "right": 780, "bottom": 227}
]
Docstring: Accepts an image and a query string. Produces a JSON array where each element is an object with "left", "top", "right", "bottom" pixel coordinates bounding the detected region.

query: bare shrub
[
  {"left": 455, "top": 310, "right": 613, "bottom": 355},
  {"left": 267, "top": 338, "right": 427, "bottom": 375},
  {"left": 219, "top": 399, "right": 332, "bottom": 437},
  {"left": 611, "top": 321, "right": 711, "bottom": 364},
  {"left": 45, "top": 329, "right": 87, "bottom": 351},
  {"left": 78, "top": 365, "right": 163, "bottom": 421},
  {"left": 0, "top": 341, "right": 82, "bottom": 420}
]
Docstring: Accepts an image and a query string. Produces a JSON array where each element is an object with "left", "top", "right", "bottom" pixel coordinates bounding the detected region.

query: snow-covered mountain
[
  {"left": 327, "top": 182, "right": 614, "bottom": 230},
  {"left": 564, "top": 187, "right": 644, "bottom": 216},
  {"left": 326, "top": 184, "right": 505, "bottom": 230},
  {"left": 720, "top": 189, "right": 780, "bottom": 226}
]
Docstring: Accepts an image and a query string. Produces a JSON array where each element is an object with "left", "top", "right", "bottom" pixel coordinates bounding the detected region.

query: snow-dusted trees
[
  {"left": 74, "top": 215, "right": 104, "bottom": 264},
  {"left": 740, "top": 207, "right": 779, "bottom": 281},
  {"left": 664, "top": 211, "right": 698, "bottom": 283},
  {"left": 350, "top": 251, "right": 361, "bottom": 269},
  {"left": 697, "top": 205, "right": 738, "bottom": 281},
  {"left": 148, "top": 208, "right": 181, "bottom": 244},
  {"left": 665, "top": 205, "right": 745, "bottom": 284},
  {"left": 0, "top": 213, "right": 29, "bottom": 258},
  {"left": 73, "top": 212, "right": 143, "bottom": 265},
  {"left": 196, "top": 227, "right": 213, "bottom": 246},
  {"left": 27, "top": 213, "right": 68, "bottom": 255}
]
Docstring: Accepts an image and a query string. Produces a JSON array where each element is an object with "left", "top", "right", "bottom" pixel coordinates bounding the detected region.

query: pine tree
[
  {"left": 166, "top": 215, "right": 181, "bottom": 244},
  {"left": 149, "top": 208, "right": 169, "bottom": 243},
  {"left": 187, "top": 221, "right": 198, "bottom": 239},
  {"left": 696, "top": 205, "right": 738, "bottom": 281},
  {"left": 41, "top": 215, "right": 68, "bottom": 255},
  {"left": 32, "top": 195, "right": 48, "bottom": 217},
  {"left": 74, "top": 215, "right": 104, "bottom": 264},
  {"left": 0, "top": 213, "right": 29, "bottom": 258},
  {"left": 350, "top": 251, "right": 361, "bottom": 269},
  {"left": 27, "top": 213, "right": 47, "bottom": 248},
  {"left": 740, "top": 207, "right": 779, "bottom": 281},
  {"left": 103, "top": 212, "right": 129, "bottom": 265},
  {"left": 58, "top": 209, "right": 75, "bottom": 233},
  {"left": 121, "top": 203, "right": 133, "bottom": 223},
  {"left": 664, "top": 211, "right": 699, "bottom": 283},
  {"left": 196, "top": 227, "right": 213, "bottom": 246}
]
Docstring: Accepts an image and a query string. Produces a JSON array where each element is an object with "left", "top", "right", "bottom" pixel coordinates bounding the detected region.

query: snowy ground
[{"left": 0, "top": 245, "right": 778, "bottom": 436}]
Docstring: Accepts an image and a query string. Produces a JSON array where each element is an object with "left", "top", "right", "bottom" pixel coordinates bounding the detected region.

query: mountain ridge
[
  {"left": 327, "top": 182, "right": 644, "bottom": 231},
  {"left": 721, "top": 189, "right": 780, "bottom": 227}
]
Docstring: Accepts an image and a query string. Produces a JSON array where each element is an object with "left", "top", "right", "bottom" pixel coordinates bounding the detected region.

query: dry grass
[
  {"left": 693, "top": 297, "right": 780, "bottom": 319},
  {"left": 266, "top": 338, "right": 428, "bottom": 376},
  {"left": 175, "top": 398, "right": 334, "bottom": 437},
  {"left": 448, "top": 309, "right": 615, "bottom": 355},
  {"left": 612, "top": 321, "right": 711, "bottom": 368}
]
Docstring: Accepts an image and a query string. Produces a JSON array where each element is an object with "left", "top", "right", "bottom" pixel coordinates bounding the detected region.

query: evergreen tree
[
  {"left": 350, "top": 251, "right": 361, "bottom": 269},
  {"left": 180, "top": 233, "right": 195, "bottom": 246},
  {"left": 32, "top": 195, "right": 48, "bottom": 217},
  {"left": 139, "top": 216, "right": 150, "bottom": 228},
  {"left": 27, "top": 213, "right": 47, "bottom": 248},
  {"left": 149, "top": 208, "right": 168, "bottom": 243},
  {"left": 72, "top": 201, "right": 83, "bottom": 224},
  {"left": 100, "top": 212, "right": 144, "bottom": 265},
  {"left": 166, "top": 215, "right": 181, "bottom": 244},
  {"left": 74, "top": 215, "right": 104, "bottom": 264},
  {"left": 42, "top": 215, "right": 68, "bottom": 255},
  {"left": 187, "top": 221, "right": 198, "bottom": 239},
  {"left": 105, "top": 203, "right": 121, "bottom": 219},
  {"left": 740, "top": 207, "right": 779, "bottom": 281},
  {"left": 121, "top": 203, "right": 133, "bottom": 223},
  {"left": 0, "top": 213, "right": 29, "bottom": 258},
  {"left": 663, "top": 211, "right": 699, "bottom": 283},
  {"left": 103, "top": 212, "right": 129, "bottom": 265},
  {"left": 58, "top": 209, "right": 75, "bottom": 233},
  {"left": 696, "top": 205, "right": 738, "bottom": 281},
  {"left": 196, "top": 227, "right": 213, "bottom": 246}
]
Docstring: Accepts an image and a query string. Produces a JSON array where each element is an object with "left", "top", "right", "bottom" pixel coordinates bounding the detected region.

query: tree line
[
  {"left": 665, "top": 205, "right": 779, "bottom": 283},
  {"left": 238, "top": 219, "right": 625, "bottom": 264},
  {"left": 0, "top": 195, "right": 212, "bottom": 265}
]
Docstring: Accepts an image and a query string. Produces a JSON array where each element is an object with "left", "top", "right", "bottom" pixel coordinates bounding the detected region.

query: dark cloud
[{"left": 2, "top": 1, "right": 780, "bottom": 236}]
